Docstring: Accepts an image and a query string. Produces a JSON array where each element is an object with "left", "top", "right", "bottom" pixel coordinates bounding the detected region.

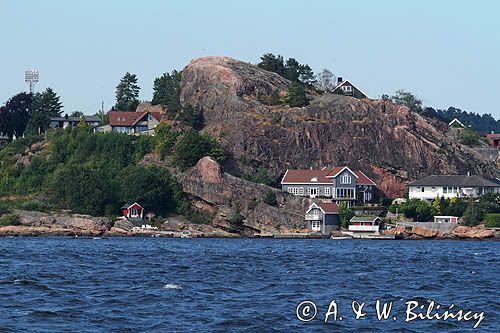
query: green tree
[
  {"left": 154, "top": 122, "right": 180, "bottom": 159},
  {"left": 173, "top": 128, "right": 225, "bottom": 170},
  {"left": 258, "top": 53, "right": 285, "bottom": 75},
  {"left": 115, "top": 72, "right": 140, "bottom": 111},
  {"left": 26, "top": 88, "right": 63, "bottom": 135},
  {"left": 338, "top": 203, "right": 351, "bottom": 228},
  {"left": 179, "top": 105, "right": 204, "bottom": 130},
  {"left": 286, "top": 82, "right": 307, "bottom": 107},
  {"left": 477, "top": 193, "right": 500, "bottom": 214},
  {"left": 390, "top": 90, "right": 423, "bottom": 113},
  {"left": 152, "top": 70, "right": 182, "bottom": 114},
  {"left": 284, "top": 58, "right": 300, "bottom": 82},
  {"left": 263, "top": 189, "right": 277, "bottom": 206},
  {"left": 462, "top": 199, "right": 484, "bottom": 226},
  {"left": 120, "top": 165, "right": 181, "bottom": 217},
  {"left": 298, "top": 64, "right": 316, "bottom": 85},
  {"left": 459, "top": 128, "right": 480, "bottom": 146},
  {"left": 70, "top": 111, "right": 84, "bottom": 117},
  {"left": 0, "top": 92, "right": 32, "bottom": 139}
]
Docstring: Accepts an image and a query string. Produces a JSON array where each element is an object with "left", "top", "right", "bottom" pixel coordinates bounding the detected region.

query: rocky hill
[{"left": 180, "top": 56, "right": 499, "bottom": 197}]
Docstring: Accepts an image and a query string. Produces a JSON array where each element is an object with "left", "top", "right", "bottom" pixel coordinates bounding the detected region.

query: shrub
[
  {"left": 173, "top": 129, "right": 225, "bottom": 170},
  {"left": 459, "top": 128, "right": 480, "bottom": 146},
  {"left": 285, "top": 82, "right": 307, "bottom": 107},
  {"left": 484, "top": 214, "right": 500, "bottom": 228},
  {"left": 247, "top": 197, "right": 259, "bottom": 210},
  {"left": 20, "top": 200, "right": 51, "bottom": 212},
  {"left": 462, "top": 201, "right": 484, "bottom": 226},
  {"left": 379, "top": 197, "right": 393, "bottom": 207},
  {"left": 399, "top": 199, "right": 435, "bottom": 222},
  {"left": 185, "top": 209, "right": 213, "bottom": 224},
  {"left": 263, "top": 189, "right": 277, "bottom": 206},
  {"left": 229, "top": 209, "right": 245, "bottom": 225},
  {"left": 0, "top": 213, "right": 20, "bottom": 226}
]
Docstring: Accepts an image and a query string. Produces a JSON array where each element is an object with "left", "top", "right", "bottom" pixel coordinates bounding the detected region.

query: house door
[
  {"left": 311, "top": 221, "right": 321, "bottom": 232},
  {"left": 309, "top": 188, "right": 318, "bottom": 198}
]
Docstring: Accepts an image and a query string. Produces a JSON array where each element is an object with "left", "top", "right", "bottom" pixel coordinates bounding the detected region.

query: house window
[
  {"left": 340, "top": 174, "right": 351, "bottom": 184},
  {"left": 130, "top": 208, "right": 138, "bottom": 217},
  {"left": 421, "top": 187, "right": 425, "bottom": 192},
  {"left": 325, "top": 187, "right": 331, "bottom": 197},
  {"left": 309, "top": 188, "right": 318, "bottom": 197},
  {"left": 443, "top": 187, "right": 447, "bottom": 194},
  {"left": 298, "top": 187, "right": 304, "bottom": 195},
  {"left": 432, "top": 187, "right": 436, "bottom": 191},
  {"left": 342, "top": 85, "right": 352, "bottom": 92}
]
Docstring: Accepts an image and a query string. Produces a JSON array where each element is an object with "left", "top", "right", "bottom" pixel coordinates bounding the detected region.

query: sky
[{"left": 0, "top": 0, "right": 499, "bottom": 118}]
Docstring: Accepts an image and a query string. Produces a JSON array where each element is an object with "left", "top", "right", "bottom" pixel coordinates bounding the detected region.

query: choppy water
[{"left": 0, "top": 238, "right": 498, "bottom": 332}]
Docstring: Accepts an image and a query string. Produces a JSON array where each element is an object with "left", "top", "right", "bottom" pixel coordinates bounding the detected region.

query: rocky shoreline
[{"left": 0, "top": 210, "right": 498, "bottom": 240}]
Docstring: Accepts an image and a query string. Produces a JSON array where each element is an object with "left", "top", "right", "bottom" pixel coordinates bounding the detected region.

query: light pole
[{"left": 25, "top": 70, "right": 39, "bottom": 94}]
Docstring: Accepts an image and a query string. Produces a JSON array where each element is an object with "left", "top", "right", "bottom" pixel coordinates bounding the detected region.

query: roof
[
  {"left": 350, "top": 215, "right": 381, "bottom": 223},
  {"left": 331, "top": 79, "right": 369, "bottom": 98},
  {"left": 109, "top": 111, "right": 163, "bottom": 127},
  {"left": 281, "top": 169, "right": 331, "bottom": 184},
  {"left": 326, "top": 166, "right": 359, "bottom": 178},
  {"left": 50, "top": 115, "right": 100, "bottom": 122},
  {"left": 281, "top": 167, "right": 376, "bottom": 186},
  {"left": 317, "top": 202, "right": 338, "bottom": 214},
  {"left": 121, "top": 202, "right": 143, "bottom": 209},
  {"left": 409, "top": 175, "right": 500, "bottom": 187},
  {"left": 448, "top": 118, "right": 465, "bottom": 127},
  {"left": 486, "top": 133, "right": 500, "bottom": 140}
]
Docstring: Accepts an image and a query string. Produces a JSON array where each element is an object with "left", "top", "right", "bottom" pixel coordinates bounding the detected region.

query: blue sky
[{"left": 1, "top": 0, "right": 499, "bottom": 118}]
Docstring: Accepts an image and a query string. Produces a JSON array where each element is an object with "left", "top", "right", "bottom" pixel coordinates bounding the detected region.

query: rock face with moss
[{"left": 180, "top": 56, "right": 499, "bottom": 198}]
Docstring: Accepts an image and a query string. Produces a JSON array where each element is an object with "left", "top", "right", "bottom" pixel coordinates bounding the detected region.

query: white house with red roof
[
  {"left": 281, "top": 166, "right": 376, "bottom": 207},
  {"left": 304, "top": 202, "right": 340, "bottom": 234},
  {"left": 97, "top": 110, "right": 164, "bottom": 135}
]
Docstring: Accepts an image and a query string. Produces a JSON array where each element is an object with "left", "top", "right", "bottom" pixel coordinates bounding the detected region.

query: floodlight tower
[{"left": 25, "top": 70, "right": 39, "bottom": 94}]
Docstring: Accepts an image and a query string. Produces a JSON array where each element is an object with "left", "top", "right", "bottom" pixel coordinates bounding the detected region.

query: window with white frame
[
  {"left": 340, "top": 174, "right": 351, "bottom": 184},
  {"left": 342, "top": 85, "right": 352, "bottom": 92},
  {"left": 325, "top": 187, "right": 331, "bottom": 197},
  {"left": 298, "top": 187, "right": 304, "bottom": 195}
]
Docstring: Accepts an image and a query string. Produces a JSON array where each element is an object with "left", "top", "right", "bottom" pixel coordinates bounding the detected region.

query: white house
[
  {"left": 348, "top": 215, "right": 381, "bottom": 233},
  {"left": 408, "top": 174, "right": 500, "bottom": 201}
]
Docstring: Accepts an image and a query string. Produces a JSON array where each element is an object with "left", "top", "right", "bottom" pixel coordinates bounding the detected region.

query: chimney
[
  {"left": 337, "top": 77, "right": 343, "bottom": 86},
  {"left": 64, "top": 114, "right": 68, "bottom": 119},
  {"left": 467, "top": 171, "right": 471, "bottom": 176}
]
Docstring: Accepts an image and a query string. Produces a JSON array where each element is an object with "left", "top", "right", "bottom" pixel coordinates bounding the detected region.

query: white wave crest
[{"left": 163, "top": 283, "right": 182, "bottom": 290}]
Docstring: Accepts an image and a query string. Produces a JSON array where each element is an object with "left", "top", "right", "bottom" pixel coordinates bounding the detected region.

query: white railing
[{"left": 305, "top": 213, "right": 321, "bottom": 221}]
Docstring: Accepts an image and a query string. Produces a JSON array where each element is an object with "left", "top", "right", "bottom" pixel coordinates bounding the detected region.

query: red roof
[
  {"left": 487, "top": 133, "right": 500, "bottom": 140},
  {"left": 282, "top": 167, "right": 376, "bottom": 186},
  {"left": 317, "top": 202, "right": 338, "bottom": 213},
  {"left": 281, "top": 169, "right": 331, "bottom": 184},
  {"left": 108, "top": 111, "right": 163, "bottom": 127}
]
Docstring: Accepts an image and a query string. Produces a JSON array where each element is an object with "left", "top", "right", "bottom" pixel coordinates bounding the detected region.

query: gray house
[
  {"left": 332, "top": 78, "right": 368, "bottom": 99},
  {"left": 49, "top": 115, "right": 101, "bottom": 129},
  {"left": 281, "top": 166, "right": 376, "bottom": 207},
  {"left": 305, "top": 202, "right": 340, "bottom": 234}
]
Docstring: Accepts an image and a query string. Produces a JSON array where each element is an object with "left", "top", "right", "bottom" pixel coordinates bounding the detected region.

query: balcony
[{"left": 305, "top": 213, "right": 322, "bottom": 221}]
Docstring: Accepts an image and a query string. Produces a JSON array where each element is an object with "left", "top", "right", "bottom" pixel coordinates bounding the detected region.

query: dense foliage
[
  {"left": 26, "top": 88, "right": 63, "bottom": 135},
  {"left": 152, "top": 70, "right": 182, "bottom": 114},
  {"left": 115, "top": 72, "right": 140, "bottom": 111},
  {"left": 383, "top": 90, "right": 423, "bottom": 113},
  {"left": 338, "top": 203, "right": 351, "bottom": 228},
  {"left": 286, "top": 82, "right": 307, "bottom": 107},
  {"left": 0, "top": 126, "right": 186, "bottom": 217},
  {"left": 432, "top": 106, "right": 500, "bottom": 134},
  {"left": 172, "top": 128, "right": 225, "bottom": 170},
  {"left": 0, "top": 93, "right": 32, "bottom": 139},
  {"left": 459, "top": 128, "right": 481, "bottom": 146},
  {"left": 258, "top": 53, "right": 315, "bottom": 85}
]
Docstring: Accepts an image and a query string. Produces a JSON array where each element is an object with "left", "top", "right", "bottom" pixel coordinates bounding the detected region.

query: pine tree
[
  {"left": 115, "top": 72, "right": 140, "bottom": 111},
  {"left": 286, "top": 82, "right": 307, "bottom": 107},
  {"left": 152, "top": 70, "right": 182, "bottom": 114},
  {"left": 26, "top": 88, "right": 63, "bottom": 135},
  {"left": 284, "top": 58, "right": 300, "bottom": 82}
]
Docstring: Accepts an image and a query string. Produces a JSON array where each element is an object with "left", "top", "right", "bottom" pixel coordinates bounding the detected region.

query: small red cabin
[{"left": 121, "top": 202, "right": 144, "bottom": 220}]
